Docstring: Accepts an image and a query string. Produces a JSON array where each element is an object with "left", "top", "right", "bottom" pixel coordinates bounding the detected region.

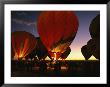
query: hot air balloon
[
  {"left": 26, "top": 37, "right": 49, "bottom": 61},
  {"left": 89, "top": 14, "right": 100, "bottom": 39},
  {"left": 11, "top": 31, "right": 37, "bottom": 60},
  {"left": 37, "top": 11, "right": 79, "bottom": 61},
  {"left": 81, "top": 45, "right": 92, "bottom": 60},
  {"left": 81, "top": 14, "right": 100, "bottom": 60},
  {"left": 60, "top": 47, "right": 71, "bottom": 60},
  {"left": 26, "top": 37, "right": 72, "bottom": 61}
]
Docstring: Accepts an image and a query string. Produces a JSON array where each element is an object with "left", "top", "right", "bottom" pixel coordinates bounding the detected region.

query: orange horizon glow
[{"left": 45, "top": 56, "right": 98, "bottom": 61}]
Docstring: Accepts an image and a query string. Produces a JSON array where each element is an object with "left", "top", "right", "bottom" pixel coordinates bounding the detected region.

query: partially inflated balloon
[
  {"left": 37, "top": 11, "right": 79, "bottom": 60},
  {"left": 61, "top": 47, "right": 71, "bottom": 60},
  {"left": 11, "top": 31, "right": 37, "bottom": 60}
]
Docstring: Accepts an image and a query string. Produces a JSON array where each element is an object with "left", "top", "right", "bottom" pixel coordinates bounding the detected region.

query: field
[{"left": 11, "top": 60, "right": 100, "bottom": 77}]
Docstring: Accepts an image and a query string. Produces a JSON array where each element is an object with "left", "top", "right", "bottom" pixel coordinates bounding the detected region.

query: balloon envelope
[
  {"left": 37, "top": 11, "right": 79, "bottom": 60},
  {"left": 89, "top": 14, "right": 100, "bottom": 38},
  {"left": 11, "top": 31, "right": 37, "bottom": 60},
  {"left": 61, "top": 47, "right": 71, "bottom": 60},
  {"left": 27, "top": 37, "right": 49, "bottom": 60}
]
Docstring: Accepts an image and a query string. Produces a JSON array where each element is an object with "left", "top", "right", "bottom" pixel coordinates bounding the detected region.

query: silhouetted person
[
  {"left": 54, "top": 61, "right": 61, "bottom": 76},
  {"left": 17, "top": 58, "right": 23, "bottom": 71},
  {"left": 39, "top": 60, "right": 47, "bottom": 74},
  {"left": 26, "top": 60, "right": 30, "bottom": 71}
]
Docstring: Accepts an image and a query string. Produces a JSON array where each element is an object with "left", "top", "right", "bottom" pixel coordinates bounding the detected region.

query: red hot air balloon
[
  {"left": 11, "top": 31, "right": 37, "bottom": 60},
  {"left": 37, "top": 11, "right": 79, "bottom": 60}
]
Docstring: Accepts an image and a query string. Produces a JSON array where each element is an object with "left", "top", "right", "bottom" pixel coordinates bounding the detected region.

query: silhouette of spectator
[
  {"left": 39, "top": 60, "right": 47, "bottom": 73},
  {"left": 54, "top": 61, "right": 61, "bottom": 76}
]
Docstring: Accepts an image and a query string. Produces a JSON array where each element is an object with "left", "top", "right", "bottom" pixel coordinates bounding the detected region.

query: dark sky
[{"left": 11, "top": 11, "right": 100, "bottom": 60}]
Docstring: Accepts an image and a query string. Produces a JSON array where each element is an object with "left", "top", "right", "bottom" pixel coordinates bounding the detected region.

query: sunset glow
[{"left": 45, "top": 54, "right": 98, "bottom": 61}]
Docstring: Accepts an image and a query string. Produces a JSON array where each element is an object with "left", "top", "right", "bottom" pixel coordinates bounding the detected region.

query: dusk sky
[{"left": 11, "top": 11, "right": 100, "bottom": 60}]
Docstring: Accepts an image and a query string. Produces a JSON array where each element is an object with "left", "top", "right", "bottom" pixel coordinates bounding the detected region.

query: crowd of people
[{"left": 11, "top": 59, "right": 99, "bottom": 76}]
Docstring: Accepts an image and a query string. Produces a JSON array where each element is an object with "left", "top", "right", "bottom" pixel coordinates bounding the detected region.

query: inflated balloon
[
  {"left": 81, "top": 45, "right": 92, "bottom": 60},
  {"left": 11, "top": 31, "right": 37, "bottom": 60},
  {"left": 89, "top": 14, "right": 100, "bottom": 38},
  {"left": 37, "top": 11, "right": 79, "bottom": 60},
  {"left": 81, "top": 14, "right": 100, "bottom": 60},
  {"left": 61, "top": 47, "right": 71, "bottom": 60},
  {"left": 26, "top": 37, "right": 49, "bottom": 60}
]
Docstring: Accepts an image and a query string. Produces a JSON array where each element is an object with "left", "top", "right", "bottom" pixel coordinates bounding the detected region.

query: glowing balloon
[
  {"left": 37, "top": 11, "right": 79, "bottom": 60},
  {"left": 11, "top": 31, "right": 37, "bottom": 60}
]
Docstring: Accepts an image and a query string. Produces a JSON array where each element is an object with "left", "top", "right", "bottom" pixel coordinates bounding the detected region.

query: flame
[
  {"left": 14, "top": 53, "right": 24, "bottom": 60},
  {"left": 19, "top": 54, "right": 23, "bottom": 58},
  {"left": 54, "top": 52, "right": 57, "bottom": 61}
]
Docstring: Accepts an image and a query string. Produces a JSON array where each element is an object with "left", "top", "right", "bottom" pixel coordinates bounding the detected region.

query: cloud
[
  {"left": 17, "top": 12, "right": 27, "bottom": 16},
  {"left": 12, "top": 18, "right": 36, "bottom": 26}
]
